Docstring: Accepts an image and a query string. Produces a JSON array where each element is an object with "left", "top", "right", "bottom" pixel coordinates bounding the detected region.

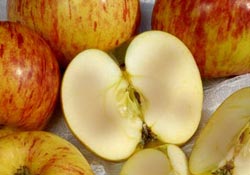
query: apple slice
[
  {"left": 61, "top": 30, "right": 203, "bottom": 161},
  {"left": 120, "top": 144, "right": 189, "bottom": 175},
  {"left": 189, "top": 87, "right": 250, "bottom": 175}
]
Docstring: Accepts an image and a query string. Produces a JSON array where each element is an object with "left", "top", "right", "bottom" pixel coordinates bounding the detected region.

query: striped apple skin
[
  {"left": 0, "top": 22, "right": 60, "bottom": 131},
  {"left": 8, "top": 0, "right": 140, "bottom": 68},
  {"left": 152, "top": 0, "right": 250, "bottom": 78}
]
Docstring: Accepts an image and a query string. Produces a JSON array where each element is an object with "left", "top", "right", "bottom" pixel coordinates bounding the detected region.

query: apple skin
[
  {"left": 0, "top": 22, "right": 60, "bottom": 131},
  {"left": 0, "top": 131, "right": 94, "bottom": 175},
  {"left": 152, "top": 0, "right": 250, "bottom": 78},
  {"left": 7, "top": 0, "right": 140, "bottom": 68}
]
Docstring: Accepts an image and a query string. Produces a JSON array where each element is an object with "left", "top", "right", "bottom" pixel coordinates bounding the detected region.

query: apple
[
  {"left": 0, "top": 22, "right": 60, "bottom": 131},
  {"left": 7, "top": 0, "right": 140, "bottom": 68},
  {"left": 0, "top": 131, "right": 94, "bottom": 175},
  {"left": 120, "top": 144, "right": 189, "bottom": 175},
  {"left": 61, "top": 30, "right": 203, "bottom": 161},
  {"left": 152, "top": 0, "right": 250, "bottom": 78},
  {"left": 189, "top": 87, "right": 250, "bottom": 175}
]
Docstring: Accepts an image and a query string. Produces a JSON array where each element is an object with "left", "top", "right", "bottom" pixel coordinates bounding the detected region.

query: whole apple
[
  {"left": 7, "top": 0, "right": 140, "bottom": 68},
  {"left": 0, "top": 22, "right": 60, "bottom": 131},
  {"left": 0, "top": 131, "right": 94, "bottom": 175},
  {"left": 152, "top": 0, "right": 250, "bottom": 78}
]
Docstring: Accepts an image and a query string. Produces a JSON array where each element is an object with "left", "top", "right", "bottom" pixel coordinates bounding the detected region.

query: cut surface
[
  {"left": 120, "top": 145, "right": 189, "bottom": 175},
  {"left": 125, "top": 31, "right": 203, "bottom": 144},
  {"left": 120, "top": 148, "right": 172, "bottom": 175},
  {"left": 62, "top": 50, "right": 142, "bottom": 161},
  {"left": 189, "top": 87, "right": 250, "bottom": 175}
]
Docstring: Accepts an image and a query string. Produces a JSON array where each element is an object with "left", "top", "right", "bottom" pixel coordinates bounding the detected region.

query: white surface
[{"left": 0, "top": 0, "right": 7, "bottom": 21}]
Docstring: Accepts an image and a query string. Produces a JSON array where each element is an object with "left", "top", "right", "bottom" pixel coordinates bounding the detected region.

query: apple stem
[{"left": 14, "top": 166, "right": 31, "bottom": 175}]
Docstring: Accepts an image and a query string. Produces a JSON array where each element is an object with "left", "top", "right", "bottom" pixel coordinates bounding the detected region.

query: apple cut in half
[
  {"left": 120, "top": 144, "right": 189, "bottom": 175},
  {"left": 61, "top": 31, "right": 203, "bottom": 161},
  {"left": 189, "top": 87, "right": 250, "bottom": 175}
]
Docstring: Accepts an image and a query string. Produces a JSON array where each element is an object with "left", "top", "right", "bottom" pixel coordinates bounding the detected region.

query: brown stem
[{"left": 14, "top": 166, "right": 31, "bottom": 175}]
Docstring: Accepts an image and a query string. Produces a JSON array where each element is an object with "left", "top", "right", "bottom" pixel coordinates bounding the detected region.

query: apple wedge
[
  {"left": 189, "top": 87, "right": 250, "bottom": 175},
  {"left": 120, "top": 144, "right": 189, "bottom": 175},
  {"left": 61, "top": 31, "right": 203, "bottom": 161}
]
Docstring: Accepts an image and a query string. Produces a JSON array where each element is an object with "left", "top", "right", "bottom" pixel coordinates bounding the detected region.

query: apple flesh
[
  {"left": 120, "top": 144, "right": 189, "bottom": 175},
  {"left": 7, "top": 0, "right": 140, "bottom": 68},
  {"left": 189, "top": 87, "right": 250, "bottom": 175},
  {"left": 0, "top": 22, "right": 60, "bottom": 131},
  {"left": 152, "top": 0, "right": 250, "bottom": 78},
  {"left": 61, "top": 31, "right": 203, "bottom": 161},
  {"left": 0, "top": 131, "right": 94, "bottom": 175}
]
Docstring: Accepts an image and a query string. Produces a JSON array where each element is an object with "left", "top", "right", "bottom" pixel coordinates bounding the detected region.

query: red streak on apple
[
  {"left": 0, "top": 44, "right": 4, "bottom": 57},
  {"left": 123, "top": 0, "right": 129, "bottom": 22},
  {"left": 27, "top": 137, "right": 44, "bottom": 162},
  {"left": 102, "top": 1, "right": 107, "bottom": 12},
  {"left": 39, "top": 157, "right": 58, "bottom": 173},
  {"left": 68, "top": 0, "right": 72, "bottom": 19},
  {"left": 93, "top": 21, "right": 97, "bottom": 32}
]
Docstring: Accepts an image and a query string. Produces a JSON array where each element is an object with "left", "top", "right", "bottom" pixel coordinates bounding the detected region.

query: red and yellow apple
[
  {"left": 0, "top": 22, "right": 60, "bottom": 132},
  {"left": 152, "top": 0, "right": 250, "bottom": 78},
  {"left": 7, "top": 0, "right": 140, "bottom": 68},
  {"left": 0, "top": 131, "right": 94, "bottom": 175}
]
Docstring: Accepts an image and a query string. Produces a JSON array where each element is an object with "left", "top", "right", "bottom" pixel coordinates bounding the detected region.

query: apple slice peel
[{"left": 61, "top": 31, "right": 203, "bottom": 161}]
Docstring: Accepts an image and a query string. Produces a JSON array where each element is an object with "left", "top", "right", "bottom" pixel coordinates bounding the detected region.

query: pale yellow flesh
[
  {"left": 120, "top": 148, "right": 171, "bottom": 175},
  {"left": 0, "top": 131, "right": 93, "bottom": 175},
  {"left": 62, "top": 31, "right": 203, "bottom": 161},
  {"left": 126, "top": 31, "right": 203, "bottom": 144},
  {"left": 120, "top": 145, "right": 189, "bottom": 175},
  {"left": 189, "top": 87, "right": 250, "bottom": 175}
]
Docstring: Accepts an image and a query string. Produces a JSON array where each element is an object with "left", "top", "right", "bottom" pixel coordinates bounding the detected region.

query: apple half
[
  {"left": 120, "top": 144, "right": 189, "bottom": 175},
  {"left": 61, "top": 31, "right": 203, "bottom": 161},
  {"left": 189, "top": 87, "right": 250, "bottom": 175}
]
